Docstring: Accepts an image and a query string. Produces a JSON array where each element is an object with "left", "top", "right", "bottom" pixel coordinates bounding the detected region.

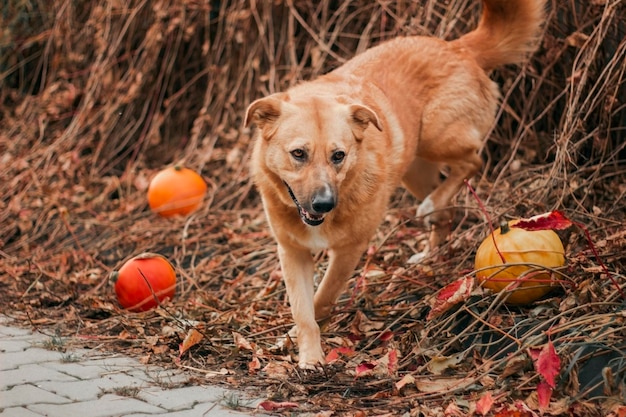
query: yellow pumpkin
[{"left": 475, "top": 220, "right": 565, "bottom": 305}]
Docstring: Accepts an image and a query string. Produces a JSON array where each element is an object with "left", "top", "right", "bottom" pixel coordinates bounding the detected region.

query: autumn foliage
[{"left": 2, "top": 0, "right": 625, "bottom": 416}]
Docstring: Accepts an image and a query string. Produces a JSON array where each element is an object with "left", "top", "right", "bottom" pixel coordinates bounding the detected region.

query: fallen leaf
[
  {"left": 537, "top": 380, "right": 553, "bottom": 410},
  {"left": 355, "top": 361, "right": 377, "bottom": 377},
  {"left": 476, "top": 391, "right": 495, "bottom": 416},
  {"left": 386, "top": 349, "right": 398, "bottom": 375},
  {"left": 351, "top": 310, "right": 386, "bottom": 334},
  {"left": 151, "top": 344, "right": 168, "bottom": 354},
  {"left": 444, "top": 401, "right": 466, "bottom": 417},
  {"left": 513, "top": 400, "right": 539, "bottom": 417},
  {"left": 500, "top": 355, "right": 529, "bottom": 379},
  {"left": 527, "top": 347, "right": 541, "bottom": 362},
  {"left": 379, "top": 330, "right": 394, "bottom": 342},
  {"left": 179, "top": 328, "right": 203, "bottom": 357},
  {"left": 427, "top": 276, "right": 474, "bottom": 320},
  {"left": 395, "top": 374, "right": 415, "bottom": 391},
  {"left": 415, "top": 377, "right": 473, "bottom": 393},
  {"left": 258, "top": 400, "right": 299, "bottom": 411},
  {"left": 263, "top": 361, "right": 291, "bottom": 379},
  {"left": 493, "top": 407, "right": 534, "bottom": 417},
  {"left": 248, "top": 355, "right": 261, "bottom": 373},
  {"left": 233, "top": 331, "right": 255, "bottom": 351},
  {"left": 512, "top": 211, "right": 572, "bottom": 232},
  {"left": 426, "top": 352, "right": 465, "bottom": 375},
  {"left": 535, "top": 340, "right": 560, "bottom": 387},
  {"left": 325, "top": 346, "right": 356, "bottom": 363}
]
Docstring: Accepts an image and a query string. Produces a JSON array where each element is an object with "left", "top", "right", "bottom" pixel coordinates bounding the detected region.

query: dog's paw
[
  {"left": 416, "top": 196, "right": 435, "bottom": 224},
  {"left": 298, "top": 347, "right": 326, "bottom": 370}
]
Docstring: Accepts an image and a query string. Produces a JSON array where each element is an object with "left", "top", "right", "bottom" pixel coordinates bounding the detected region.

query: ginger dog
[{"left": 245, "top": 0, "right": 545, "bottom": 368}]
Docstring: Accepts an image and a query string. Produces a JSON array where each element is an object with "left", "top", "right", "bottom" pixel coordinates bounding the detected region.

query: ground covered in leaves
[{"left": 1, "top": 1, "right": 625, "bottom": 416}]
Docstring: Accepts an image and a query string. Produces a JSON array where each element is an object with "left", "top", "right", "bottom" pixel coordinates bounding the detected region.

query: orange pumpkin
[
  {"left": 147, "top": 166, "right": 207, "bottom": 217},
  {"left": 112, "top": 253, "right": 176, "bottom": 312},
  {"left": 475, "top": 220, "right": 565, "bottom": 305}
]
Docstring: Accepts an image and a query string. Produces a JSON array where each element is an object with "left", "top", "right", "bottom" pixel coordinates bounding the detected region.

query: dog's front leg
[
  {"left": 314, "top": 246, "right": 366, "bottom": 322},
  {"left": 276, "top": 243, "right": 325, "bottom": 369}
]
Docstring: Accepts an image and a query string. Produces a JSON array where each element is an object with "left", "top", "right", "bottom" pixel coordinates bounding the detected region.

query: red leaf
[
  {"left": 476, "top": 391, "right": 495, "bottom": 416},
  {"left": 537, "top": 380, "right": 553, "bottom": 410},
  {"left": 355, "top": 361, "right": 377, "bottom": 377},
  {"left": 387, "top": 349, "right": 398, "bottom": 374},
  {"left": 379, "top": 330, "right": 394, "bottom": 342},
  {"left": 527, "top": 347, "right": 541, "bottom": 362},
  {"left": 512, "top": 211, "right": 573, "bottom": 231},
  {"left": 258, "top": 400, "right": 299, "bottom": 411},
  {"left": 427, "top": 276, "right": 474, "bottom": 320},
  {"left": 325, "top": 346, "right": 355, "bottom": 363},
  {"left": 535, "top": 340, "right": 560, "bottom": 387}
]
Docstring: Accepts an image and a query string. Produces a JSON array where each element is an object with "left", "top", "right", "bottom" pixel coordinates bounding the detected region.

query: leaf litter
[{"left": 1, "top": 0, "right": 625, "bottom": 415}]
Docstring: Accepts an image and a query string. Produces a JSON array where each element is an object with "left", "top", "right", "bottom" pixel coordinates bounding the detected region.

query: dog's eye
[
  {"left": 290, "top": 149, "right": 307, "bottom": 161},
  {"left": 331, "top": 150, "right": 345, "bottom": 164}
]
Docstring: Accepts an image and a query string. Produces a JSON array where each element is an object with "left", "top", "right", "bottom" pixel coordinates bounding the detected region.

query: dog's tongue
[{"left": 300, "top": 207, "right": 324, "bottom": 226}]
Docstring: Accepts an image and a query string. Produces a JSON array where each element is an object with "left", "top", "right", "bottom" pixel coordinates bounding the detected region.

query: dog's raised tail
[{"left": 453, "top": 0, "right": 546, "bottom": 71}]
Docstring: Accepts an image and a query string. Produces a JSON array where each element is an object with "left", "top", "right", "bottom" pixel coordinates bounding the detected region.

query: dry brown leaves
[{"left": 1, "top": 0, "right": 625, "bottom": 415}]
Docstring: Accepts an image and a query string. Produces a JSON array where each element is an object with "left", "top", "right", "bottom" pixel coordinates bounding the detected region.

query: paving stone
[
  {"left": 41, "top": 357, "right": 124, "bottom": 380},
  {"left": 0, "top": 384, "right": 71, "bottom": 408},
  {"left": 0, "top": 348, "right": 65, "bottom": 371},
  {"left": 139, "top": 367, "right": 191, "bottom": 385},
  {"left": 2, "top": 333, "right": 48, "bottom": 346},
  {"left": 204, "top": 406, "right": 263, "bottom": 417},
  {"left": 0, "top": 340, "right": 32, "bottom": 353},
  {"left": 27, "top": 394, "right": 165, "bottom": 417},
  {"left": 125, "top": 401, "right": 260, "bottom": 417},
  {"left": 37, "top": 371, "right": 151, "bottom": 402},
  {"left": 0, "top": 327, "right": 31, "bottom": 337},
  {"left": 0, "top": 407, "right": 46, "bottom": 417},
  {"left": 75, "top": 355, "right": 146, "bottom": 370},
  {"left": 138, "top": 385, "right": 230, "bottom": 410},
  {"left": 0, "top": 364, "right": 79, "bottom": 390},
  {"left": 0, "top": 318, "right": 265, "bottom": 416}
]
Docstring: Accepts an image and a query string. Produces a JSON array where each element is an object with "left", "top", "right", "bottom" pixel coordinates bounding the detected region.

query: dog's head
[{"left": 245, "top": 93, "right": 382, "bottom": 226}]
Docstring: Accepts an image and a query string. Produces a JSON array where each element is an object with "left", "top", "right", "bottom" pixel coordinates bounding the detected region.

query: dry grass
[{"left": 1, "top": 0, "right": 624, "bottom": 415}]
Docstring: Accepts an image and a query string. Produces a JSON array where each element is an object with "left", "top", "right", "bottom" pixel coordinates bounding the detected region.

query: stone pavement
[{"left": 0, "top": 316, "right": 270, "bottom": 417}]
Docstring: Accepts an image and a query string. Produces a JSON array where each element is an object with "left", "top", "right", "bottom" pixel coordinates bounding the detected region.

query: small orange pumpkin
[
  {"left": 147, "top": 166, "right": 207, "bottom": 217},
  {"left": 475, "top": 220, "right": 565, "bottom": 305},
  {"left": 112, "top": 253, "right": 176, "bottom": 312}
]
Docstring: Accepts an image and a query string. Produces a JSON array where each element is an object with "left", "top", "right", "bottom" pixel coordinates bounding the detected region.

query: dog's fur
[{"left": 245, "top": 0, "right": 546, "bottom": 368}]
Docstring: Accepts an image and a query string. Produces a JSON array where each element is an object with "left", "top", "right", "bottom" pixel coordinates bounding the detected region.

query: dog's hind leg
[
  {"left": 402, "top": 157, "right": 442, "bottom": 201},
  {"left": 414, "top": 123, "right": 484, "bottom": 250}
]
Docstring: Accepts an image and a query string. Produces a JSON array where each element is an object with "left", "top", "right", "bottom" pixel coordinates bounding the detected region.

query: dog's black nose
[{"left": 311, "top": 186, "right": 336, "bottom": 213}]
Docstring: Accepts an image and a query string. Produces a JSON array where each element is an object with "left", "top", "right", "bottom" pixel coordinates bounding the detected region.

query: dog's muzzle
[{"left": 284, "top": 182, "right": 335, "bottom": 226}]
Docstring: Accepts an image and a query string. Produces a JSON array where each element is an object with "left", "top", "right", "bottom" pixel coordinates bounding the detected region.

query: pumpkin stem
[
  {"left": 500, "top": 220, "right": 510, "bottom": 235},
  {"left": 110, "top": 271, "right": 119, "bottom": 283}
]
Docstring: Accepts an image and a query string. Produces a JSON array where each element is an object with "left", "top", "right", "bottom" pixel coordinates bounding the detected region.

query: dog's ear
[
  {"left": 245, "top": 94, "right": 286, "bottom": 129},
  {"left": 349, "top": 104, "right": 382, "bottom": 136}
]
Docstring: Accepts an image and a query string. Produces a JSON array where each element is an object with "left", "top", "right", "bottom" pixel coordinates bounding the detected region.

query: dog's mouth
[{"left": 283, "top": 182, "right": 325, "bottom": 226}]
